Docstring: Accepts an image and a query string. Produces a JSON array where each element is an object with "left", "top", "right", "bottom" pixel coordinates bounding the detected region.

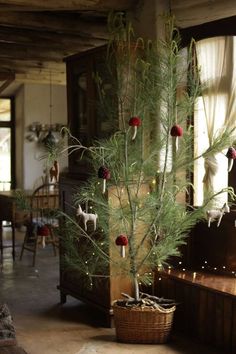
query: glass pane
[
  {"left": 0, "top": 128, "right": 11, "bottom": 191},
  {"left": 0, "top": 99, "right": 11, "bottom": 122}
]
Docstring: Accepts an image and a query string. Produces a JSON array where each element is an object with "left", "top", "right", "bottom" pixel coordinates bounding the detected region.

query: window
[{"left": 193, "top": 36, "right": 236, "bottom": 206}]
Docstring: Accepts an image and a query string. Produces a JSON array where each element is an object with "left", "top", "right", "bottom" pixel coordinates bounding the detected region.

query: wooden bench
[{"left": 155, "top": 269, "right": 236, "bottom": 353}]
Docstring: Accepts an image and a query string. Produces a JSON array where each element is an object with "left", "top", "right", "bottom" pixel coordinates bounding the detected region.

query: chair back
[{"left": 29, "top": 183, "right": 59, "bottom": 227}]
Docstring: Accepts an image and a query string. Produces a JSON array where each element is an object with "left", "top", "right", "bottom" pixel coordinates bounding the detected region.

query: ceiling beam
[
  {"left": 171, "top": 0, "right": 236, "bottom": 28},
  {"left": 0, "top": 26, "right": 107, "bottom": 50},
  {"left": 0, "top": 72, "right": 15, "bottom": 94},
  {"left": 0, "top": 59, "right": 66, "bottom": 84},
  {"left": 0, "top": 12, "right": 109, "bottom": 39},
  {"left": 15, "top": 71, "right": 66, "bottom": 85},
  {"left": 0, "top": 0, "right": 136, "bottom": 11},
  {"left": 0, "top": 42, "right": 76, "bottom": 62}
]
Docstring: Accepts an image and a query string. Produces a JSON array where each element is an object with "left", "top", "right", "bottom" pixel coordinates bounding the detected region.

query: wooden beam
[
  {"left": 0, "top": 0, "right": 136, "bottom": 11},
  {"left": 15, "top": 71, "right": 66, "bottom": 85},
  {"left": 0, "top": 12, "right": 109, "bottom": 39},
  {"left": 171, "top": 0, "right": 236, "bottom": 28},
  {"left": 0, "top": 26, "right": 107, "bottom": 51},
  {"left": 0, "top": 42, "right": 73, "bottom": 61},
  {"left": 0, "top": 58, "right": 65, "bottom": 75},
  {"left": 0, "top": 74, "right": 15, "bottom": 94},
  {"left": 0, "top": 60, "right": 66, "bottom": 84},
  {"left": 0, "top": 72, "right": 15, "bottom": 81}
]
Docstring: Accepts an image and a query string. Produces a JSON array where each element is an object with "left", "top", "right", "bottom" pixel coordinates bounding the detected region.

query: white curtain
[{"left": 195, "top": 36, "right": 236, "bottom": 206}]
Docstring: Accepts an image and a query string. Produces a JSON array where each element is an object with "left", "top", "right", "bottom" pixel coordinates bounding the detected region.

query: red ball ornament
[
  {"left": 129, "top": 116, "right": 142, "bottom": 127},
  {"left": 226, "top": 147, "right": 236, "bottom": 159},
  {"left": 98, "top": 166, "right": 110, "bottom": 194},
  {"left": 170, "top": 124, "right": 183, "bottom": 137},
  {"left": 37, "top": 224, "right": 50, "bottom": 237},
  {"left": 98, "top": 166, "right": 110, "bottom": 180},
  {"left": 115, "top": 234, "right": 128, "bottom": 246},
  {"left": 226, "top": 147, "right": 236, "bottom": 172},
  {"left": 115, "top": 234, "right": 128, "bottom": 258},
  {"left": 129, "top": 116, "right": 141, "bottom": 140}
]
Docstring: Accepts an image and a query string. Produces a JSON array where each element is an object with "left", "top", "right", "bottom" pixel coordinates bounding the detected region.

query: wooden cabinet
[
  {"left": 58, "top": 46, "right": 125, "bottom": 326},
  {"left": 65, "top": 45, "right": 118, "bottom": 176},
  {"left": 58, "top": 174, "right": 133, "bottom": 326}
]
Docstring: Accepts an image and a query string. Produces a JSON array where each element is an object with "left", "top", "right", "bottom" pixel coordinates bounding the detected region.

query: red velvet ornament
[
  {"left": 98, "top": 166, "right": 110, "bottom": 194},
  {"left": 226, "top": 147, "right": 236, "bottom": 172},
  {"left": 226, "top": 147, "right": 236, "bottom": 159},
  {"left": 37, "top": 225, "right": 50, "bottom": 237},
  {"left": 170, "top": 124, "right": 183, "bottom": 137},
  {"left": 115, "top": 234, "right": 128, "bottom": 258},
  {"left": 129, "top": 117, "right": 142, "bottom": 127},
  {"left": 98, "top": 166, "right": 111, "bottom": 180},
  {"left": 129, "top": 116, "right": 142, "bottom": 140},
  {"left": 115, "top": 234, "right": 128, "bottom": 246}
]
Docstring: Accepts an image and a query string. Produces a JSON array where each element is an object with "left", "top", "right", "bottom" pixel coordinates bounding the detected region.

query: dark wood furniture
[
  {"left": 184, "top": 211, "right": 236, "bottom": 274},
  {"left": 155, "top": 269, "right": 236, "bottom": 353},
  {"left": 65, "top": 44, "right": 117, "bottom": 176},
  {"left": 58, "top": 46, "right": 125, "bottom": 326},
  {"left": 58, "top": 174, "right": 134, "bottom": 327}
]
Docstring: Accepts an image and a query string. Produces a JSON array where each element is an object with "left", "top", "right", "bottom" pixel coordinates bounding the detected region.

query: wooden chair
[{"left": 19, "top": 183, "right": 59, "bottom": 267}]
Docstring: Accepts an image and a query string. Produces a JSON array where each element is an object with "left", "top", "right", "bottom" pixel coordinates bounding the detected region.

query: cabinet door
[{"left": 66, "top": 45, "right": 118, "bottom": 175}]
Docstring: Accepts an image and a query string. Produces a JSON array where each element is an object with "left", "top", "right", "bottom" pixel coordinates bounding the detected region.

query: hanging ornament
[
  {"left": 49, "top": 160, "right": 60, "bottom": 183},
  {"left": 37, "top": 224, "right": 50, "bottom": 248},
  {"left": 206, "top": 203, "right": 230, "bottom": 228},
  {"left": 115, "top": 235, "right": 128, "bottom": 257},
  {"left": 170, "top": 124, "right": 183, "bottom": 150},
  {"left": 129, "top": 116, "right": 141, "bottom": 140},
  {"left": 226, "top": 147, "right": 236, "bottom": 172},
  {"left": 76, "top": 205, "right": 98, "bottom": 231},
  {"left": 98, "top": 166, "right": 110, "bottom": 193}
]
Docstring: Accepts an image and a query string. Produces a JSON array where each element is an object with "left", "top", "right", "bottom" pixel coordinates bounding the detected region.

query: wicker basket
[{"left": 113, "top": 303, "right": 176, "bottom": 344}]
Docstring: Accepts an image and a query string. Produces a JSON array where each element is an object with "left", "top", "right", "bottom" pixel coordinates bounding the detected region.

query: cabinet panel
[{"left": 65, "top": 45, "right": 118, "bottom": 176}]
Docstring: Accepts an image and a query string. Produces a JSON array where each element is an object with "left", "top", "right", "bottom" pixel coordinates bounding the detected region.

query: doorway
[{"left": 0, "top": 98, "right": 15, "bottom": 191}]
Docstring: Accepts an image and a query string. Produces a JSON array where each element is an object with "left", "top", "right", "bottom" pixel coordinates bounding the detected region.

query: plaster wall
[{"left": 21, "top": 83, "right": 68, "bottom": 189}]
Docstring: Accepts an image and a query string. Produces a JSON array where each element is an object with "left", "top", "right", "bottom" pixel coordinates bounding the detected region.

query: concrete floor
[{"left": 0, "top": 227, "right": 222, "bottom": 354}]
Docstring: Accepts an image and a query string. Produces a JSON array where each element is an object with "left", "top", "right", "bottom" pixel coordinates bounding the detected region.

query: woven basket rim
[{"left": 113, "top": 302, "right": 176, "bottom": 314}]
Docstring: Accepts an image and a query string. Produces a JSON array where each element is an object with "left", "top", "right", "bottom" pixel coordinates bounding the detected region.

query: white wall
[{"left": 16, "top": 83, "right": 68, "bottom": 189}]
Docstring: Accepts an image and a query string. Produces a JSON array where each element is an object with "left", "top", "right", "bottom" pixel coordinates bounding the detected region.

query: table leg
[
  {"left": 0, "top": 221, "right": 3, "bottom": 261},
  {"left": 12, "top": 223, "right": 15, "bottom": 261}
]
